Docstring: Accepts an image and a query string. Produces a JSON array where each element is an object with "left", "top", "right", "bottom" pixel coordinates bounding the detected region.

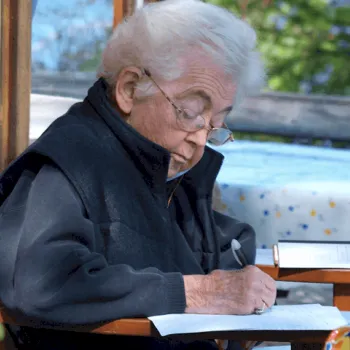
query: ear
[{"left": 115, "top": 67, "right": 143, "bottom": 115}]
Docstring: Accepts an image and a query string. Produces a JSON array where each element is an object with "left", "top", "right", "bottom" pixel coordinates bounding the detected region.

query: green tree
[
  {"left": 207, "top": 0, "right": 350, "bottom": 95},
  {"left": 0, "top": 324, "right": 4, "bottom": 341}
]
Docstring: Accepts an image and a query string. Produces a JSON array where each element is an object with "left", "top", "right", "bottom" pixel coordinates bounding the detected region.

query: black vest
[
  {"left": 0, "top": 78, "right": 224, "bottom": 275},
  {"left": 0, "top": 79, "right": 246, "bottom": 349}
]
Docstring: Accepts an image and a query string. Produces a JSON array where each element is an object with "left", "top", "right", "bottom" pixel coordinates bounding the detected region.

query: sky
[{"left": 32, "top": 0, "right": 113, "bottom": 70}]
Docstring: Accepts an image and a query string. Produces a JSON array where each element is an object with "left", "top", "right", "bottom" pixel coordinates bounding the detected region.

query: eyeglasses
[{"left": 142, "top": 69, "right": 234, "bottom": 146}]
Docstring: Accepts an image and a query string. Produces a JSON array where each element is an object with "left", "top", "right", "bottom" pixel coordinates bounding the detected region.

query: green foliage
[
  {"left": 206, "top": 0, "right": 350, "bottom": 96},
  {"left": 51, "top": 0, "right": 349, "bottom": 145},
  {"left": 0, "top": 324, "right": 4, "bottom": 341}
]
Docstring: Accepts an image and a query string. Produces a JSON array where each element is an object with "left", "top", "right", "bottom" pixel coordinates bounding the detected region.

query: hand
[{"left": 183, "top": 265, "right": 276, "bottom": 315}]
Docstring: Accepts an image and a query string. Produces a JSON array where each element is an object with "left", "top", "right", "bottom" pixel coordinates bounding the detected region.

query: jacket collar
[{"left": 86, "top": 78, "right": 224, "bottom": 195}]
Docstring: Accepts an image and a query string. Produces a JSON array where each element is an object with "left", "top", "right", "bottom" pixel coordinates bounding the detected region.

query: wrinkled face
[{"left": 115, "top": 54, "right": 236, "bottom": 178}]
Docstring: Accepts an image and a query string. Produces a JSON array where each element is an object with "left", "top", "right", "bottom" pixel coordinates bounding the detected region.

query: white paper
[
  {"left": 149, "top": 304, "right": 348, "bottom": 336},
  {"left": 255, "top": 248, "right": 274, "bottom": 266},
  {"left": 342, "top": 311, "right": 350, "bottom": 324},
  {"left": 278, "top": 242, "right": 350, "bottom": 268}
]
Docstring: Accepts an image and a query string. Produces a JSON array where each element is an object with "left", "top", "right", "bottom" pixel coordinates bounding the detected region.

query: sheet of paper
[
  {"left": 342, "top": 311, "right": 350, "bottom": 324},
  {"left": 278, "top": 241, "right": 350, "bottom": 268},
  {"left": 255, "top": 248, "right": 274, "bottom": 266},
  {"left": 149, "top": 304, "right": 348, "bottom": 336}
]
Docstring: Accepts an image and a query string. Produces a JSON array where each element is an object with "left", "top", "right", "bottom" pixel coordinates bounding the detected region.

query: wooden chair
[
  {"left": 324, "top": 326, "right": 350, "bottom": 350},
  {"left": 1, "top": 308, "right": 349, "bottom": 350}
]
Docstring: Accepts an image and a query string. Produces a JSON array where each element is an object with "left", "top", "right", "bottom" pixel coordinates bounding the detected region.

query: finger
[
  {"left": 263, "top": 277, "right": 277, "bottom": 295},
  {"left": 260, "top": 288, "right": 276, "bottom": 308},
  {"left": 250, "top": 280, "right": 275, "bottom": 309},
  {"left": 264, "top": 294, "right": 276, "bottom": 308},
  {"left": 263, "top": 272, "right": 276, "bottom": 287},
  {"left": 250, "top": 298, "right": 269, "bottom": 315},
  {"left": 264, "top": 284, "right": 277, "bottom": 303},
  {"left": 264, "top": 277, "right": 276, "bottom": 289},
  {"left": 251, "top": 294, "right": 265, "bottom": 311},
  {"left": 257, "top": 275, "right": 276, "bottom": 296},
  {"left": 254, "top": 268, "right": 276, "bottom": 292},
  {"left": 263, "top": 289, "right": 276, "bottom": 308}
]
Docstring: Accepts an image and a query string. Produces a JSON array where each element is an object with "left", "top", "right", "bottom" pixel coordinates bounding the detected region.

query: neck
[{"left": 167, "top": 169, "right": 191, "bottom": 182}]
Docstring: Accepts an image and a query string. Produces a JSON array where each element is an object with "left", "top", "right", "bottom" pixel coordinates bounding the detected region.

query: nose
[{"left": 185, "top": 128, "right": 208, "bottom": 147}]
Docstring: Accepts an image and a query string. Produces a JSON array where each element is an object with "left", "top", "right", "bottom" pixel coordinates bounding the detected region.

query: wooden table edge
[
  {"left": 0, "top": 312, "right": 331, "bottom": 343},
  {"left": 93, "top": 319, "right": 331, "bottom": 344},
  {"left": 91, "top": 318, "right": 157, "bottom": 337},
  {"left": 257, "top": 264, "right": 350, "bottom": 284}
]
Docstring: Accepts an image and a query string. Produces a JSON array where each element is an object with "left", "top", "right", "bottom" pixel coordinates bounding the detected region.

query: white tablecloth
[
  {"left": 212, "top": 141, "right": 350, "bottom": 249},
  {"left": 30, "top": 96, "right": 350, "bottom": 248}
]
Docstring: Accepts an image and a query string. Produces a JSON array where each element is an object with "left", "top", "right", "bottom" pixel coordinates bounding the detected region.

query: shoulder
[
  {"left": 32, "top": 163, "right": 72, "bottom": 188},
  {"left": 0, "top": 163, "right": 85, "bottom": 216}
]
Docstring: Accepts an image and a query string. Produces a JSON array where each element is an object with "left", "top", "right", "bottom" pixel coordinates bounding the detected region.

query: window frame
[{"left": 0, "top": 0, "right": 31, "bottom": 169}]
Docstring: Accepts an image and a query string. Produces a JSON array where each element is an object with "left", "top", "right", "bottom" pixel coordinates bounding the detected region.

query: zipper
[{"left": 167, "top": 175, "right": 185, "bottom": 208}]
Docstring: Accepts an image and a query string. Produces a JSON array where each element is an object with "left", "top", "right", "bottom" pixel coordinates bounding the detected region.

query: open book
[{"left": 275, "top": 240, "right": 350, "bottom": 269}]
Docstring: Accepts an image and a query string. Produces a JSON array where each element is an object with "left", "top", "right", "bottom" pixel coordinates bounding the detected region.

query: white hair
[{"left": 97, "top": 0, "right": 265, "bottom": 111}]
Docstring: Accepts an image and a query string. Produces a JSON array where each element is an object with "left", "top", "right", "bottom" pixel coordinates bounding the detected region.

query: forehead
[{"left": 176, "top": 53, "right": 236, "bottom": 104}]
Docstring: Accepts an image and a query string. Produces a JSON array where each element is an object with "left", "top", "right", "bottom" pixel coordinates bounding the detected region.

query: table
[
  {"left": 255, "top": 249, "right": 350, "bottom": 311},
  {"left": 212, "top": 141, "right": 350, "bottom": 249},
  {"left": 30, "top": 94, "right": 79, "bottom": 142},
  {"left": 49, "top": 311, "right": 350, "bottom": 350},
  {"left": 1, "top": 311, "right": 349, "bottom": 350}
]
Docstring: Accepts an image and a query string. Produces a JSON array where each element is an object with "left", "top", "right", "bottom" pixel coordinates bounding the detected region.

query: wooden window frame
[
  {"left": 0, "top": 0, "right": 149, "bottom": 169},
  {"left": 0, "top": 0, "right": 32, "bottom": 170},
  {"left": 113, "top": 0, "right": 159, "bottom": 28}
]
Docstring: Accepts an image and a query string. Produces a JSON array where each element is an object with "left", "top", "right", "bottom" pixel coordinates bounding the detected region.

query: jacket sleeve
[
  {"left": 0, "top": 164, "right": 185, "bottom": 327},
  {"left": 213, "top": 210, "right": 256, "bottom": 270}
]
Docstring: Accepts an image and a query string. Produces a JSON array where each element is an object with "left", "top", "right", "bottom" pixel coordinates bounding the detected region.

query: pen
[
  {"left": 231, "top": 238, "right": 248, "bottom": 267},
  {"left": 272, "top": 244, "right": 279, "bottom": 266},
  {"left": 231, "top": 239, "right": 267, "bottom": 316}
]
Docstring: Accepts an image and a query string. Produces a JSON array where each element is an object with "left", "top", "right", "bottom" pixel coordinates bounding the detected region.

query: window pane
[{"left": 31, "top": 0, "right": 113, "bottom": 99}]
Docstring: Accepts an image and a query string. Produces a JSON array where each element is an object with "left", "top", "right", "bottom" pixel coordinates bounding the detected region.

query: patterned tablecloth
[{"left": 212, "top": 141, "right": 350, "bottom": 249}]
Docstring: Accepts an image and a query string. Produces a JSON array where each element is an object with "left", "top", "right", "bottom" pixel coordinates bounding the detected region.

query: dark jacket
[{"left": 0, "top": 79, "right": 256, "bottom": 349}]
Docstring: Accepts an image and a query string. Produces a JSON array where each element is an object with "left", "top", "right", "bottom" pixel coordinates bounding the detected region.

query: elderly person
[{"left": 0, "top": 0, "right": 276, "bottom": 349}]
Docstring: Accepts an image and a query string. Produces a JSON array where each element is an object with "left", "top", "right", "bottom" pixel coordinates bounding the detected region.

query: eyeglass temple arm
[
  {"left": 142, "top": 69, "right": 181, "bottom": 112},
  {"left": 143, "top": 68, "right": 235, "bottom": 142}
]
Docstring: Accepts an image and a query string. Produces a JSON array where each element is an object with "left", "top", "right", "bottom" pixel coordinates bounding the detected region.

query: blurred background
[
  {"left": 0, "top": 2, "right": 349, "bottom": 343},
  {"left": 0, "top": 0, "right": 348, "bottom": 329},
  {"left": 31, "top": 0, "right": 350, "bottom": 145}
]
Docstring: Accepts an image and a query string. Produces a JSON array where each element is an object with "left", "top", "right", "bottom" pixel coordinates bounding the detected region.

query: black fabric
[
  {"left": 0, "top": 78, "right": 255, "bottom": 349},
  {"left": 11, "top": 326, "right": 220, "bottom": 350}
]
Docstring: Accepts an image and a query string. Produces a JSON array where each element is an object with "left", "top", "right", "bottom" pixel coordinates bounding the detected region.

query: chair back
[{"left": 324, "top": 326, "right": 350, "bottom": 350}]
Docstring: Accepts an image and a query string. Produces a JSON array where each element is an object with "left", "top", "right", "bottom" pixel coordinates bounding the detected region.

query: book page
[
  {"left": 278, "top": 242, "right": 350, "bottom": 269},
  {"left": 149, "top": 304, "right": 348, "bottom": 336}
]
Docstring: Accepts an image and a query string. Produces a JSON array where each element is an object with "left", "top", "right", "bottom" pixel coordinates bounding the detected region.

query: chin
[
  {"left": 168, "top": 163, "right": 185, "bottom": 178},
  {"left": 167, "top": 171, "right": 178, "bottom": 179}
]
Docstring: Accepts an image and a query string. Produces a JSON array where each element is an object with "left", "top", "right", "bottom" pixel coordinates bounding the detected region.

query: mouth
[{"left": 172, "top": 153, "right": 190, "bottom": 164}]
